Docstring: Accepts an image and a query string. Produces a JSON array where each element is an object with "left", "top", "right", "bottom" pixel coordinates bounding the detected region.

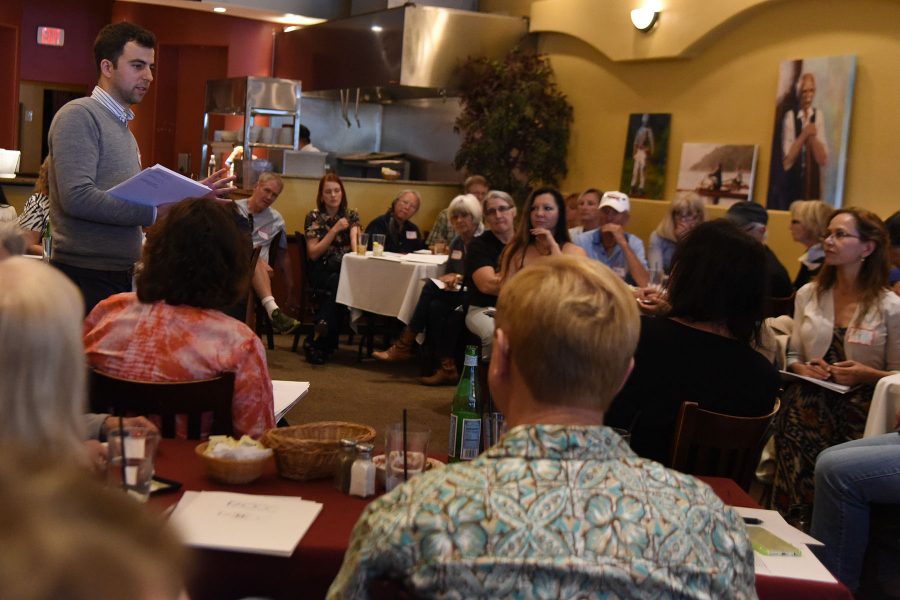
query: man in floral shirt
[{"left": 328, "top": 256, "right": 756, "bottom": 599}]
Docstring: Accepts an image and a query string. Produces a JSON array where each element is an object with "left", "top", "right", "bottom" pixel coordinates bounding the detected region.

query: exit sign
[{"left": 37, "top": 26, "right": 65, "bottom": 47}]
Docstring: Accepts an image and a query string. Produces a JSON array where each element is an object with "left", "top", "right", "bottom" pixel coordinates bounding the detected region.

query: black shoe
[{"left": 304, "top": 346, "right": 326, "bottom": 365}]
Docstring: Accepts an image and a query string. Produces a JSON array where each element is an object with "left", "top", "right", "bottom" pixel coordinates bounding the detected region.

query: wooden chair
[
  {"left": 290, "top": 230, "right": 323, "bottom": 352},
  {"left": 89, "top": 369, "right": 236, "bottom": 440},
  {"left": 252, "top": 230, "right": 285, "bottom": 350},
  {"left": 669, "top": 398, "right": 781, "bottom": 491},
  {"left": 244, "top": 245, "right": 263, "bottom": 326},
  {"left": 763, "top": 292, "right": 795, "bottom": 318}
]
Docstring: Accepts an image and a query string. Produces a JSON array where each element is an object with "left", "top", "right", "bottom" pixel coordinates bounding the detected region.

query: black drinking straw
[
  {"left": 119, "top": 415, "right": 127, "bottom": 491},
  {"left": 402, "top": 409, "right": 408, "bottom": 481}
]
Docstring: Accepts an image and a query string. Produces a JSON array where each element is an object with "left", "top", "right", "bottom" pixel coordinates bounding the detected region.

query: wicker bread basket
[
  {"left": 194, "top": 442, "right": 271, "bottom": 485},
  {"left": 262, "top": 422, "right": 376, "bottom": 481}
]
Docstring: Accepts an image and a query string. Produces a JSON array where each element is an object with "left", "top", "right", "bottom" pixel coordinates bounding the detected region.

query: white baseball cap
[{"left": 599, "top": 191, "right": 630, "bottom": 213}]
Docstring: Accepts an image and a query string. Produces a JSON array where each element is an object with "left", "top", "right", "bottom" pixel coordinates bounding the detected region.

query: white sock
[{"left": 262, "top": 296, "right": 278, "bottom": 318}]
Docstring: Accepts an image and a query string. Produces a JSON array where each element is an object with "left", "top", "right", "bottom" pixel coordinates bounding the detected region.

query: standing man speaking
[{"left": 48, "top": 22, "right": 229, "bottom": 313}]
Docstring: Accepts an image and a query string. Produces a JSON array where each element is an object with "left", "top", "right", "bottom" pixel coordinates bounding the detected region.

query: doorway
[{"left": 18, "top": 81, "right": 87, "bottom": 174}]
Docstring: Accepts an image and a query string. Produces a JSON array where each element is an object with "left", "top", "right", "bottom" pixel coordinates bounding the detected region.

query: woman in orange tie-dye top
[{"left": 83, "top": 198, "right": 275, "bottom": 439}]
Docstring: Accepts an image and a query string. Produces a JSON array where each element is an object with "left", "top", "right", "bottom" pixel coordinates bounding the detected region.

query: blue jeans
[{"left": 810, "top": 433, "right": 900, "bottom": 591}]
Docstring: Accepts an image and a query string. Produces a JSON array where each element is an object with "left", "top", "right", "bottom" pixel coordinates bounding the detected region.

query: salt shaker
[{"left": 349, "top": 443, "right": 375, "bottom": 498}]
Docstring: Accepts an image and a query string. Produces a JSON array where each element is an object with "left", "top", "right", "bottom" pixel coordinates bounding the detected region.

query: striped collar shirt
[{"left": 90, "top": 86, "right": 135, "bottom": 123}]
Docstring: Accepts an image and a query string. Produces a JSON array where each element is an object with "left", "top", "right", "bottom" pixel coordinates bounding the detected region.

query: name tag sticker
[
  {"left": 406, "top": 230, "right": 417, "bottom": 239},
  {"left": 450, "top": 250, "right": 463, "bottom": 260},
  {"left": 846, "top": 327, "right": 875, "bottom": 346}
]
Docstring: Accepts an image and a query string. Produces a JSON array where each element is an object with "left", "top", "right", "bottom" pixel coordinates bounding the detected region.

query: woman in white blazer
[{"left": 773, "top": 207, "right": 900, "bottom": 516}]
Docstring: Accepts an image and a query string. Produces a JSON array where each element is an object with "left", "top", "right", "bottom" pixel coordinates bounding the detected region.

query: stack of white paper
[
  {"left": 272, "top": 380, "right": 310, "bottom": 422},
  {"left": 402, "top": 253, "right": 449, "bottom": 265},
  {"left": 170, "top": 491, "right": 322, "bottom": 557}
]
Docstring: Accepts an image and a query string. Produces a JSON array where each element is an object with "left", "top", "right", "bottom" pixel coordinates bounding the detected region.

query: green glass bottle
[{"left": 448, "top": 345, "right": 482, "bottom": 463}]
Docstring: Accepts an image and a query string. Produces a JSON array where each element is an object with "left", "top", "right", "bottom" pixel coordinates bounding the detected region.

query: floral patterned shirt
[
  {"left": 304, "top": 208, "right": 360, "bottom": 267},
  {"left": 84, "top": 293, "right": 275, "bottom": 439},
  {"left": 328, "top": 424, "right": 756, "bottom": 600}
]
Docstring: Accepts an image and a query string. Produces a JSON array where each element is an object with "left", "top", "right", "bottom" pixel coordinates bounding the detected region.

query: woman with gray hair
[{"left": 374, "top": 194, "right": 483, "bottom": 385}]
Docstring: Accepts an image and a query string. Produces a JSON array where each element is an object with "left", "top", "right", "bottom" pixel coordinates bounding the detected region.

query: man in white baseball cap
[{"left": 575, "top": 191, "right": 649, "bottom": 287}]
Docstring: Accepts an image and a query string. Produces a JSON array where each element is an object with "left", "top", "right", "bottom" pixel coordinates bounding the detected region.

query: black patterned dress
[
  {"left": 303, "top": 208, "right": 360, "bottom": 353},
  {"left": 772, "top": 327, "right": 874, "bottom": 514}
]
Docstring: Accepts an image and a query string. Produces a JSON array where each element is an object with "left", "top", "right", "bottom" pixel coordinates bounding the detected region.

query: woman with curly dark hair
[
  {"left": 83, "top": 198, "right": 275, "bottom": 439},
  {"left": 606, "top": 219, "right": 780, "bottom": 464}
]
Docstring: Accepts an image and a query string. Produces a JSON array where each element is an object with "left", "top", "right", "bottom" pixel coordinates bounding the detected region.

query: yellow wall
[{"left": 484, "top": 0, "right": 900, "bottom": 276}]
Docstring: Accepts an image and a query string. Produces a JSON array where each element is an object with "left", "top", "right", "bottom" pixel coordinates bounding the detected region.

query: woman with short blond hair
[
  {"left": 789, "top": 199, "right": 833, "bottom": 289},
  {"left": 648, "top": 193, "right": 705, "bottom": 274}
]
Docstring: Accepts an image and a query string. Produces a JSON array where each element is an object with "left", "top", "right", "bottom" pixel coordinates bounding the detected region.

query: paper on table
[
  {"left": 732, "top": 507, "right": 836, "bottom": 583},
  {"left": 402, "top": 253, "right": 449, "bottom": 265},
  {"left": 272, "top": 380, "right": 309, "bottom": 423},
  {"left": 780, "top": 370, "right": 851, "bottom": 394},
  {"left": 170, "top": 491, "right": 322, "bottom": 557},
  {"left": 368, "top": 252, "right": 406, "bottom": 262},
  {"left": 107, "top": 163, "right": 212, "bottom": 207}
]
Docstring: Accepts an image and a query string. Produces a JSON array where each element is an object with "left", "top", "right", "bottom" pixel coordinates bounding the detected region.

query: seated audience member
[
  {"left": 789, "top": 199, "right": 833, "bottom": 289},
  {"left": 575, "top": 191, "right": 649, "bottom": 287},
  {"left": 374, "top": 194, "right": 483, "bottom": 385},
  {"left": 648, "top": 192, "right": 705, "bottom": 274},
  {"left": 568, "top": 187, "right": 602, "bottom": 238},
  {"left": 327, "top": 256, "right": 756, "bottom": 599},
  {"left": 302, "top": 173, "right": 360, "bottom": 365},
  {"left": 0, "top": 446, "right": 186, "bottom": 600},
  {"left": 725, "top": 201, "right": 793, "bottom": 298},
  {"left": 606, "top": 220, "right": 780, "bottom": 464},
  {"left": 498, "top": 187, "right": 585, "bottom": 282},
  {"left": 464, "top": 191, "right": 516, "bottom": 360},
  {"left": 84, "top": 198, "right": 276, "bottom": 439},
  {"left": 366, "top": 190, "right": 425, "bottom": 253},
  {"left": 0, "top": 222, "right": 26, "bottom": 259},
  {"left": 0, "top": 258, "right": 151, "bottom": 471},
  {"left": 811, "top": 419, "right": 900, "bottom": 593},
  {"left": 235, "top": 172, "right": 300, "bottom": 334},
  {"left": 564, "top": 191, "right": 580, "bottom": 235},
  {"left": 0, "top": 187, "right": 15, "bottom": 222},
  {"left": 427, "top": 175, "right": 488, "bottom": 247},
  {"left": 887, "top": 210, "right": 900, "bottom": 295},
  {"left": 772, "top": 208, "right": 899, "bottom": 516},
  {"left": 16, "top": 156, "right": 51, "bottom": 255}
]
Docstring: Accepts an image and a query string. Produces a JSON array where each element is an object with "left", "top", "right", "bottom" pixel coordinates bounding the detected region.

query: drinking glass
[
  {"left": 384, "top": 423, "right": 430, "bottom": 492},
  {"left": 357, "top": 232, "right": 369, "bottom": 256},
  {"left": 372, "top": 234, "right": 386, "bottom": 256},
  {"left": 107, "top": 426, "right": 160, "bottom": 502}
]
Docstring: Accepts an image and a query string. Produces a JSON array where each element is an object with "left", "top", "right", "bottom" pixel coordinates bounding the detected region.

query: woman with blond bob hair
[
  {"left": 648, "top": 193, "right": 705, "bottom": 274},
  {"left": 789, "top": 199, "right": 833, "bottom": 289},
  {"left": 0, "top": 258, "right": 86, "bottom": 459},
  {"left": 773, "top": 207, "right": 900, "bottom": 515}
]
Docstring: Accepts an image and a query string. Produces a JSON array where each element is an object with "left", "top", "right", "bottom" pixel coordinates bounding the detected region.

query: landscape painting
[{"left": 676, "top": 143, "right": 759, "bottom": 207}]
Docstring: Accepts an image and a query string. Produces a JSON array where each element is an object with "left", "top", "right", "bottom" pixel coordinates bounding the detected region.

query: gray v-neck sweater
[{"left": 48, "top": 97, "right": 155, "bottom": 271}]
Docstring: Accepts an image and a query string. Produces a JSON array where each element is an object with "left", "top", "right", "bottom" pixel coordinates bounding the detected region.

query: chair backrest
[
  {"left": 88, "top": 369, "right": 236, "bottom": 439},
  {"left": 669, "top": 398, "right": 781, "bottom": 491},
  {"left": 292, "top": 230, "right": 318, "bottom": 325},
  {"left": 244, "top": 245, "right": 263, "bottom": 325},
  {"left": 763, "top": 292, "right": 795, "bottom": 318}
]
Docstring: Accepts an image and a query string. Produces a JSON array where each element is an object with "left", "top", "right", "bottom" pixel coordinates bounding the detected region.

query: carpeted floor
[{"left": 266, "top": 333, "right": 454, "bottom": 456}]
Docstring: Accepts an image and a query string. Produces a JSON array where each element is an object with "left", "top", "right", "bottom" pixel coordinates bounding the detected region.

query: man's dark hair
[
  {"left": 298, "top": 125, "right": 311, "bottom": 144},
  {"left": 667, "top": 219, "right": 767, "bottom": 346},
  {"left": 887, "top": 210, "right": 900, "bottom": 248},
  {"left": 93, "top": 22, "right": 156, "bottom": 73},
  {"left": 137, "top": 198, "right": 250, "bottom": 311}
]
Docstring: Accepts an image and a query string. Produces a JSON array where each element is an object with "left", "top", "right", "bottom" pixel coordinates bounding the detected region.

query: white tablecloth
[
  {"left": 863, "top": 372, "right": 900, "bottom": 437},
  {"left": 335, "top": 252, "right": 446, "bottom": 324}
]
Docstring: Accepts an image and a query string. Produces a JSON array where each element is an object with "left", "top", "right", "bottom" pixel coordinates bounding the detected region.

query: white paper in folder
[{"left": 108, "top": 163, "right": 211, "bottom": 206}]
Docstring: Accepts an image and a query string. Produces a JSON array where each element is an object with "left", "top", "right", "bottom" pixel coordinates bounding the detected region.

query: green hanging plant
[{"left": 454, "top": 47, "right": 573, "bottom": 204}]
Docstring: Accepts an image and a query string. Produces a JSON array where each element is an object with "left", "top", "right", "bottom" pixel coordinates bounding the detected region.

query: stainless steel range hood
[{"left": 273, "top": 4, "right": 528, "bottom": 102}]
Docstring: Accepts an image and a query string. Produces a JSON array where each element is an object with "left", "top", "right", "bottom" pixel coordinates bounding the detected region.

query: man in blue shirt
[{"left": 575, "top": 191, "right": 649, "bottom": 286}]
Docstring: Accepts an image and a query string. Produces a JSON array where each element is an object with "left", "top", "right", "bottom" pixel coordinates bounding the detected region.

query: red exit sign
[{"left": 37, "top": 26, "right": 65, "bottom": 47}]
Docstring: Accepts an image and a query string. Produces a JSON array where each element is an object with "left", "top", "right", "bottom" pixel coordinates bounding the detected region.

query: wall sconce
[{"left": 631, "top": 7, "right": 660, "bottom": 32}]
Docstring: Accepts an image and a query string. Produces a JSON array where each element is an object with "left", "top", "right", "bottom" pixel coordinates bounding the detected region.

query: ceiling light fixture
[
  {"left": 213, "top": 7, "right": 227, "bottom": 13},
  {"left": 631, "top": 7, "right": 660, "bottom": 32},
  {"left": 371, "top": 25, "right": 383, "bottom": 32}
]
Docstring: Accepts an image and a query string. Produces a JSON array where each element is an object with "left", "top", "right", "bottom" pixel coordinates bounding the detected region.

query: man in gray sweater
[{"left": 48, "top": 22, "right": 158, "bottom": 313}]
